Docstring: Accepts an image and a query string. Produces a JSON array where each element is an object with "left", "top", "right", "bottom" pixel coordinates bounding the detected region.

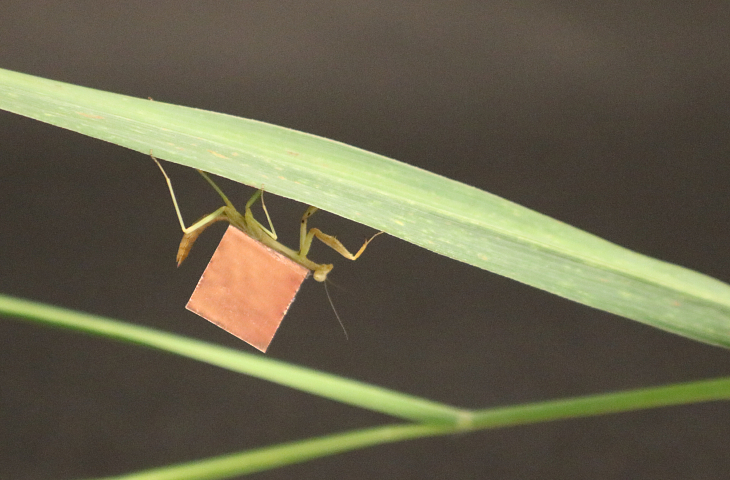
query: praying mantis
[{"left": 151, "top": 155, "right": 381, "bottom": 282}]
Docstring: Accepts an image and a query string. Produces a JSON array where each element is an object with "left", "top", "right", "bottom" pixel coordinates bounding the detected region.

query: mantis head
[{"left": 313, "top": 264, "right": 334, "bottom": 282}]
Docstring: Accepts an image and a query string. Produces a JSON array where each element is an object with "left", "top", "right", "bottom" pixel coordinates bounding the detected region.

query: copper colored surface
[{"left": 186, "top": 225, "right": 310, "bottom": 352}]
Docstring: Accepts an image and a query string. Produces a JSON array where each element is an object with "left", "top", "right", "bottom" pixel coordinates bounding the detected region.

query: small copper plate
[{"left": 186, "top": 225, "right": 310, "bottom": 352}]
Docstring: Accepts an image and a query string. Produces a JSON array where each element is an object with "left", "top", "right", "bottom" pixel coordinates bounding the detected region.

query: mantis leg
[
  {"left": 176, "top": 208, "right": 229, "bottom": 266},
  {"left": 244, "top": 189, "right": 278, "bottom": 240},
  {"left": 193, "top": 166, "right": 277, "bottom": 240},
  {"left": 152, "top": 155, "right": 232, "bottom": 265},
  {"left": 197, "top": 170, "right": 235, "bottom": 209},
  {"left": 299, "top": 206, "right": 382, "bottom": 260},
  {"left": 153, "top": 155, "right": 195, "bottom": 233}
]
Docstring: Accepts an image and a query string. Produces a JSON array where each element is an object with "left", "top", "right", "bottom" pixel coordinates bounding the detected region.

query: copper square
[{"left": 186, "top": 225, "right": 310, "bottom": 352}]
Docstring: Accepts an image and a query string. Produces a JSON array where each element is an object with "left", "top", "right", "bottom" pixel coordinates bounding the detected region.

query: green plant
[{"left": 1, "top": 68, "right": 729, "bottom": 479}]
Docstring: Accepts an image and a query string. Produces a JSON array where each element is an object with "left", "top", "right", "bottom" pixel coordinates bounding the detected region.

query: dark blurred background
[{"left": 1, "top": 2, "right": 729, "bottom": 479}]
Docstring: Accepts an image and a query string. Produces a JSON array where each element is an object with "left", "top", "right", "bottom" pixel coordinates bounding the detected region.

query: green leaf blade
[
  {"left": 2, "top": 67, "right": 730, "bottom": 347},
  {"left": 0, "top": 294, "right": 462, "bottom": 424}
]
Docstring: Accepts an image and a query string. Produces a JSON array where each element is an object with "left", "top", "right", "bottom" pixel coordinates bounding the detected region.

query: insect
[{"left": 151, "top": 155, "right": 381, "bottom": 282}]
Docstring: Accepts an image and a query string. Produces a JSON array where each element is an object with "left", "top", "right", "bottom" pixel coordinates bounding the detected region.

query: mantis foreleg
[{"left": 299, "top": 206, "right": 382, "bottom": 261}]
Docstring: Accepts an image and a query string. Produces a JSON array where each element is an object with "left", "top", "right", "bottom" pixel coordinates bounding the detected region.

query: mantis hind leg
[
  {"left": 153, "top": 154, "right": 231, "bottom": 235},
  {"left": 152, "top": 155, "right": 232, "bottom": 265},
  {"left": 175, "top": 208, "right": 230, "bottom": 266}
]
